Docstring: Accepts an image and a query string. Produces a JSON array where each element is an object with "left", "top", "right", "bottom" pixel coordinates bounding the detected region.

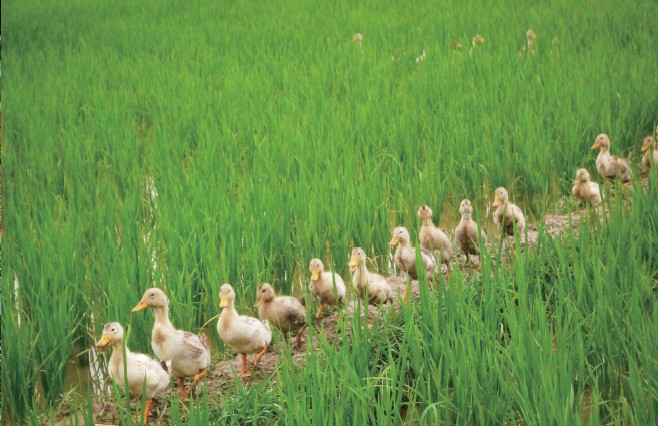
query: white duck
[
  {"left": 454, "top": 199, "right": 488, "bottom": 267},
  {"left": 390, "top": 226, "right": 436, "bottom": 301},
  {"left": 641, "top": 136, "right": 658, "bottom": 168},
  {"left": 132, "top": 288, "right": 211, "bottom": 400},
  {"left": 417, "top": 204, "right": 452, "bottom": 273},
  {"left": 217, "top": 283, "right": 272, "bottom": 378},
  {"left": 95, "top": 322, "right": 169, "bottom": 423},
  {"left": 254, "top": 283, "right": 307, "bottom": 347},
  {"left": 492, "top": 187, "right": 525, "bottom": 237},
  {"left": 572, "top": 168, "right": 601, "bottom": 207},
  {"left": 309, "top": 259, "right": 346, "bottom": 318},
  {"left": 349, "top": 247, "right": 393, "bottom": 305},
  {"left": 591, "top": 134, "right": 631, "bottom": 184}
]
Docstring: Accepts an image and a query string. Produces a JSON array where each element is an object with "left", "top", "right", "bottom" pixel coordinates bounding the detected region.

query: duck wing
[
  {"left": 613, "top": 157, "right": 632, "bottom": 181},
  {"left": 180, "top": 331, "right": 208, "bottom": 356},
  {"left": 241, "top": 315, "right": 272, "bottom": 338}
]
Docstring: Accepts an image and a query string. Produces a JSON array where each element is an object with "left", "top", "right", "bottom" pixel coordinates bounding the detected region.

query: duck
[
  {"left": 389, "top": 226, "right": 437, "bottom": 299},
  {"left": 519, "top": 29, "right": 537, "bottom": 56},
  {"left": 95, "top": 322, "right": 169, "bottom": 423},
  {"left": 591, "top": 134, "right": 631, "bottom": 184},
  {"left": 641, "top": 136, "right": 658, "bottom": 168},
  {"left": 526, "top": 29, "right": 537, "bottom": 54},
  {"left": 417, "top": 204, "right": 452, "bottom": 273},
  {"left": 217, "top": 284, "right": 272, "bottom": 378},
  {"left": 454, "top": 199, "right": 488, "bottom": 267},
  {"left": 132, "top": 288, "right": 211, "bottom": 400},
  {"left": 254, "top": 283, "right": 307, "bottom": 347},
  {"left": 349, "top": 247, "right": 393, "bottom": 305},
  {"left": 572, "top": 168, "right": 601, "bottom": 207},
  {"left": 492, "top": 187, "right": 525, "bottom": 236},
  {"left": 309, "top": 259, "right": 346, "bottom": 318}
]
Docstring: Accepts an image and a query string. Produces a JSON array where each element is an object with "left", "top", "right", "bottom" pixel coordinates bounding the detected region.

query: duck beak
[
  {"left": 219, "top": 295, "right": 229, "bottom": 308},
  {"left": 492, "top": 195, "right": 501, "bottom": 207},
  {"left": 389, "top": 236, "right": 400, "bottom": 246},
  {"left": 95, "top": 334, "right": 111, "bottom": 349},
  {"left": 591, "top": 140, "right": 601, "bottom": 150},
  {"left": 349, "top": 256, "right": 358, "bottom": 268},
  {"left": 311, "top": 271, "right": 320, "bottom": 281},
  {"left": 131, "top": 300, "right": 148, "bottom": 312},
  {"left": 253, "top": 299, "right": 262, "bottom": 308},
  {"left": 641, "top": 141, "right": 651, "bottom": 152}
]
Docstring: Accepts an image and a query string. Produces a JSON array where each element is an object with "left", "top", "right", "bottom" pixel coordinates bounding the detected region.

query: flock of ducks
[{"left": 94, "top": 132, "right": 657, "bottom": 422}]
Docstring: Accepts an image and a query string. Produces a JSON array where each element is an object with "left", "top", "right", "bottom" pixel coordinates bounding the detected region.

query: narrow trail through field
[{"left": 82, "top": 197, "right": 647, "bottom": 426}]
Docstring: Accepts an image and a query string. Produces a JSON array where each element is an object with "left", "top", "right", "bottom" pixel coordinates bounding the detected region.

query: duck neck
[
  {"left": 356, "top": 262, "right": 369, "bottom": 287},
  {"left": 258, "top": 299, "right": 272, "bottom": 316},
  {"left": 221, "top": 300, "right": 238, "bottom": 321},
  {"left": 399, "top": 239, "right": 412, "bottom": 252},
  {"left": 110, "top": 340, "right": 129, "bottom": 363},
  {"left": 461, "top": 212, "right": 472, "bottom": 222},
  {"left": 421, "top": 216, "right": 433, "bottom": 227},
  {"left": 153, "top": 305, "right": 173, "bottom": 328}
]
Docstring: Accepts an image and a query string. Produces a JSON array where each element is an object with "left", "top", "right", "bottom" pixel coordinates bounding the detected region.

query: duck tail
[
  {"left": 198, "top": 332, "right": 211, "bottom": 352},
  {"left": 160, "top": 360, "right": 172, "bottom": 374}
]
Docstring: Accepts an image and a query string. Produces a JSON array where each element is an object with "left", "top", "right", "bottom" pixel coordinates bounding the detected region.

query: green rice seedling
[{"left": 3, "top": 0, "right": 658, "bottom": 423}]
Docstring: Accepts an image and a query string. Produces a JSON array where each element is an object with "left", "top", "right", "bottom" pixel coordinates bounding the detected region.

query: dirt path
[{"left": 62, "top": 210, "right": 605, "bottom": 425}]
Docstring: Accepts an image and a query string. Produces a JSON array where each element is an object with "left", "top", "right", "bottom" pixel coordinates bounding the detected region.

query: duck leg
[
  {"left": 402, "top": 281, "right": 410, "bottom": 303},
  {"left": 295, "top": 324, "right": 308, "bottom": 348},
  {"left": 189, "top": 368, "right": 207, "bottom": 394},
  {"left": 238, "top": 353, "right": 251, "bottom": 378},
  {"left": 253, "top": 346, "right": 267, "bottom": 367},
  {"left": 177, "top": 378, "right": 189, "bottom": 401},
  {"left": 315, "top": 303, "right": 325, "bottom": 318},
  {"left": 144, "top": 398, "right": 153, "bottom": 423}
]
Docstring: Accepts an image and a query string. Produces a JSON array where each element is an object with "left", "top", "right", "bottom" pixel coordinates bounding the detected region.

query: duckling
[
  {"left": 95, "top": 322, "right": 169, "bottom": 423},
  {"left": 309, "top": 259, "right": 346, "bottom": 318},
  {"left": 454, "top": 199, "right": 488, "bottom": 267},
  {"left": 572, "top": 168, "right": 601, "bottom": 207},
  {"left": 389, "top": 226, "right": 437, "bottom": 284},
  {"left": 254, "top": 283, "right": 307, "bottom": 347},
  {"left": 641, "top": 136, "right": 658, "bottom": 168},
  {"left": 417, "top": 204, "right": 452, "bottom": 273},
  {"left": 217, "top": 284, "right": 272, "bottom": 378},
  {"left": 132, "top": 288, "right": 211, "bottom": 400},
  {"left": 591, "top": 134, "right": 631, "bottom": 184},
  {"left": 349, "top": 247, "right": 393, "bottom": 305},
  {"left": 492, "top": 187, "right": 525, "bottom": 236}
]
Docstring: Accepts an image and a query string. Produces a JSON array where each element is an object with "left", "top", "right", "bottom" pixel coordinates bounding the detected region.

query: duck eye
[{"left": 111, "top": 328, "right": 115, "bottom": 332}]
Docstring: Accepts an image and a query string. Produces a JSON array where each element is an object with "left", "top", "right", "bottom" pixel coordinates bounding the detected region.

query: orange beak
[
  {"left": 95, "top": 334, "right": 111, "bottom": 350},
  {"left": 131, "top": 301, "right": 149, "bottom": 312}
]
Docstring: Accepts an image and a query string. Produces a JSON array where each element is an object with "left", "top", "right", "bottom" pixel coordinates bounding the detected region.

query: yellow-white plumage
[{"left": 349, "top": 247, "right": 393, "bottom": 305}]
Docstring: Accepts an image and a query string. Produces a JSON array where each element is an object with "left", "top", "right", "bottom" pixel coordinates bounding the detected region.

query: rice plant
[{"left": 2, "top": 0, "right": 658, "bottom": 424}]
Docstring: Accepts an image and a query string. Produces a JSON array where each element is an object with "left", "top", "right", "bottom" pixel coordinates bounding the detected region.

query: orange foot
[{"left": 177, "top": 378, "right": 189, "bottom": 402}]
